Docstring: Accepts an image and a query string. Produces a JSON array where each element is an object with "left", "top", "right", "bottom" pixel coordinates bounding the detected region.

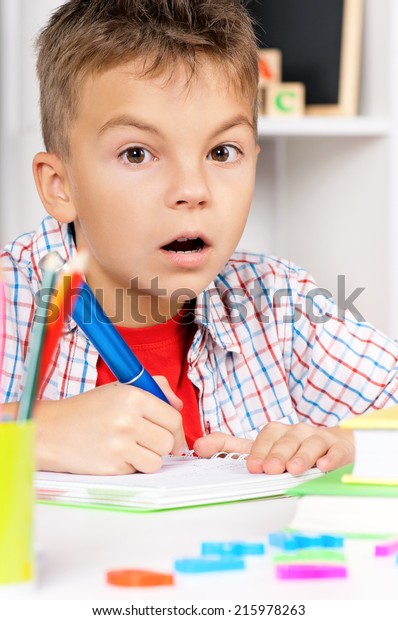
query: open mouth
[{"left": 161, "top": 237, "right": 206, "bottom": 254}]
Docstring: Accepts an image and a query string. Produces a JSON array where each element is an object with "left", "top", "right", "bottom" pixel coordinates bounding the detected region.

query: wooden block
[
  {"left": 257, "top": 86, "right": 267, "bottom": 116},
  {"left": 258, "top": 49, "right": 282, "bottom": 86},
  {"left": 265, "top": 83, "right": 306, "bottom": 117}
]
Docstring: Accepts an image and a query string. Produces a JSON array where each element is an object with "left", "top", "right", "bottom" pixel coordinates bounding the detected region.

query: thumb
[
  {"left": 153, "top": 375, "right": 183, "bottom": 411},
  {"left": 194, "top": 431, "right": 253, "bottom": 458},
  {"left": 153, "top": 376, "right": 187, "bottom": 455}
]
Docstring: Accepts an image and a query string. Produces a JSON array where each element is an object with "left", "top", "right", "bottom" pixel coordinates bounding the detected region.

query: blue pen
[{"left": 72, "top": 282, "right": 169, "bottom": 403}]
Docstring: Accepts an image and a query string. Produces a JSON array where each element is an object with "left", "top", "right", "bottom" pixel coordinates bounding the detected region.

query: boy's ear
[{"left": 32, "top": 152, "right": 77, "bottom": 223}]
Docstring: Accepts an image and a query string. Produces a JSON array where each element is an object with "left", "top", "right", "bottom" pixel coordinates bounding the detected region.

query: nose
[{"left": 164, "top": 159, "right": 210, "bottom": 210}]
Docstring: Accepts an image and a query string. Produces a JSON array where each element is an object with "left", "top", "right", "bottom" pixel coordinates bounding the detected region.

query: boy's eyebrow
[
  {"left": 98, "top": 113, "right": 256, "bottom": 138},
  {"left": 210, "top": 114, "right": 256, "bottom": 138},
  {"left": 98, "top": 114, "right": 163, "bottom": 137}
]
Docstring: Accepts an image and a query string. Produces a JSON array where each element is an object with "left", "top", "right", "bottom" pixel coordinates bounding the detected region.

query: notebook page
[
  {"left": 36, "top": 456, "right": 323, "bottom": 509},
  {"left": 37, "top": 455, "right": 262, "bottom": 490},
  {"left": 36, "top": 455, "right": 321, "bottom": 492}
]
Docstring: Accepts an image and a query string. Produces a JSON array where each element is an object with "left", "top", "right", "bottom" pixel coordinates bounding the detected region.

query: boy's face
[{"left": 63, "top": 58, "right": 259, "bottom": 320}]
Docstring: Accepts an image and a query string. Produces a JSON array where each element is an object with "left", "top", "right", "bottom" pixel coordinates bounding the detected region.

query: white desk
[{"left": 25, "top": 497, "right": 398, "bottom": 600}]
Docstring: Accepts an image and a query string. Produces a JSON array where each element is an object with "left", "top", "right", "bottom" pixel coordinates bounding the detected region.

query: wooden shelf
[{"left": 257, "top": 116, "right": 391, "bottom": 138}]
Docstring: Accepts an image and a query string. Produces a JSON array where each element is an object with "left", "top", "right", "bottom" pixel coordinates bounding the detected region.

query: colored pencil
[
  {"left": 38, "top": 251, "right": 88, "bottom": 390},
  {"left": 17, "top": 252, "right": 62, "bottom": 422}
]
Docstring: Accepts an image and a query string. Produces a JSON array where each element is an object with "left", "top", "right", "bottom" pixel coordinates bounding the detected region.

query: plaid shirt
[{"left": 1, "top": 215, "right": 398, "bottom": 438}]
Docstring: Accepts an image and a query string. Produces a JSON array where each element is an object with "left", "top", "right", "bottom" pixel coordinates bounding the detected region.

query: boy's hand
[
  {"left": 193, "top": 422, "right": 355, "bottom": 474},
  {"left": 35, "top": 376, "right": 185, "bottom": 475}
]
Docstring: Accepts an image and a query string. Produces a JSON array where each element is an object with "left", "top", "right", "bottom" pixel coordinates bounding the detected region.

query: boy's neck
[{"left": 87, "top": 277, "right": 187, "bottom": 328}]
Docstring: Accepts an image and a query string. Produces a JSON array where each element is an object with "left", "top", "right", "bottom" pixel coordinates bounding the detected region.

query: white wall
[{"left": 0, "top": 0, "right": 64, "bottom": 244}]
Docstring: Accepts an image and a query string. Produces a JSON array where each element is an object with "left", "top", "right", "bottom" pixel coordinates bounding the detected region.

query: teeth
[
  {"left": 176, "top": 237, "right": 190, "bottom": 242},
  {"left": 168, "top": 249, "right": 201, "bottom": 254}
]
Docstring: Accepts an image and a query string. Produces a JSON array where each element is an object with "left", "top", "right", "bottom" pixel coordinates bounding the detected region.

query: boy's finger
[
  {"left": 138, "top": 393, "right": 186, "bottom": 455},
  {"left": 316, "top": 441, "right": 354, "bottom": 472},
  {"left": 129, "top": 405, "right": 187, "bottom": 465},
  {"left": 285, "top": 434, "right": 331, "bottom": 474},
  {"left": 247, "top": 423, "right": 291, "bottom": 473},
  {"left": 134, "top": 418, "right": 177, "bottom": 457},
  {"left": 126, "top": 444, "right": 164, "bottom": 474},
  {"left": 153, "top": 375, "right": 183, "bottom": 411},
  {"left": 194, "top": 432, "right": 253, "bottom": 458},
  {"left": 151, "top": 377, "right": 185, "bottom": 453},
  {"left": 170, "top": 421, "right": 187, "bottom": 456}
]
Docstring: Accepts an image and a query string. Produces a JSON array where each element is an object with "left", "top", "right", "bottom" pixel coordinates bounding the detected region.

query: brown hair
[{"left": 35, "top": 0, "right": 259, "bottom": 160}]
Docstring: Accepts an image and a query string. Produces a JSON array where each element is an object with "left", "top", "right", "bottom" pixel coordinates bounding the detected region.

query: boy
[{"left": 1, "top": 0, "right": 398, "bottom": 475}]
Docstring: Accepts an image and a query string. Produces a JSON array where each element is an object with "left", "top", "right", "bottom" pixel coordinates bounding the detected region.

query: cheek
[
  {"left": 73, "top": 185, "right": 144, "bottom": 266},
  {"left": 214, "top": 179, "right": 254, "bottom": 256},
  {"left": 218, "top": 173, "right": 254, "bottom": 224},
  {"left": 72, "top": 164, "right": 151, "bottom": 238}
]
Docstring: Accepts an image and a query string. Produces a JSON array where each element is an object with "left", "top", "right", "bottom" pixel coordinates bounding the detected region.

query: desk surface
[{"left": 25, "top": 497, "right": 398, "bottom": 600}]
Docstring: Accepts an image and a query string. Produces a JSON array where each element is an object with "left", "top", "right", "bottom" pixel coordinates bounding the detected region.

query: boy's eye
[
  {"left": 208, "top": 145, "right": 241, "bottom": 163},
  {"left": 120, "top": 147, "right": 151, "bottom": 165}
]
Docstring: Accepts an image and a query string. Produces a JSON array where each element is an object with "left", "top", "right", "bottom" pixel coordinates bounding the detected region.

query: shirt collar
[
  {"left": 31, "top": 216, "right": 78, "bottom": 334},
  {"left": 194, "top": 279, "right": 242, "bottom": 354},
  {"left": 31, "top": 217, "right": 76, "bottom": 282}
]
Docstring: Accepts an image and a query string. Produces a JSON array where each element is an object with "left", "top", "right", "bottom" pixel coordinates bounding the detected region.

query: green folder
[{"left": 288, "top": 465, "right": 398, "bottom": 498}]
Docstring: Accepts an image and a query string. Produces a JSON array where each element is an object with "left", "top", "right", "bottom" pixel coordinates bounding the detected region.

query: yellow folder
[{"left": 340, "top": 404, "right": 398, "bottom": 430}]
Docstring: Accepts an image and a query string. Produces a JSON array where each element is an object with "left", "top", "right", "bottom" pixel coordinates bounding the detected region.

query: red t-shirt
[{"left": 96, "top": 307, "right": 201, "bottom": 449}]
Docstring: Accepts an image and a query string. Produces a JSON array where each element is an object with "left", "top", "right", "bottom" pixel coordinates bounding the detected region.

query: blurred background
[{"left": 1, "top": 0, "right": 397, "bottom": 336}]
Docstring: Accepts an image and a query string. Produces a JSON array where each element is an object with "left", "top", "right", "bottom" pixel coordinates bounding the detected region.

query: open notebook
[{"left": 35, "top": 452, "right": 322, "bottom": 512}]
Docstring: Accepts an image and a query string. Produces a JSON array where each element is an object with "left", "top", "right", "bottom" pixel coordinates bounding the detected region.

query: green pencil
[{"left": 17, "top": 252, "right": 64, "bottom": 422}]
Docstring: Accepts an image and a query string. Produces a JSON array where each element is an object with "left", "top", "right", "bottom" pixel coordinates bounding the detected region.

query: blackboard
[{"left": 246, "top": 0, "right": 363, "bottom": 115}]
